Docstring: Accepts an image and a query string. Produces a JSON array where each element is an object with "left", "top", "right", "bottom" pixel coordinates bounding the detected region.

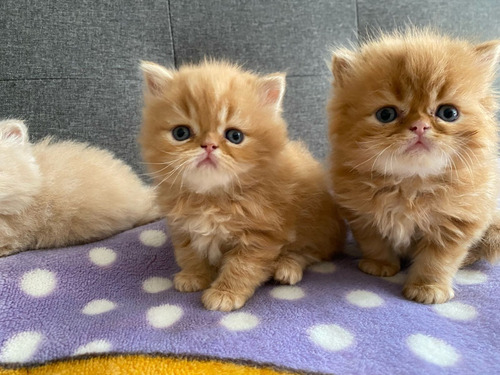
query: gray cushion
[
  {"left": 357, "top": 0, "right": 500, "bottom": 41},
  {"left": 169, "top": 0, "right": 356, "bottom": 76},
  {"left": 0, "top": 0, "right": 174, "bottom": 172},
  {"left": 1, "top": 0, "right": 498, "bottom": 174}
]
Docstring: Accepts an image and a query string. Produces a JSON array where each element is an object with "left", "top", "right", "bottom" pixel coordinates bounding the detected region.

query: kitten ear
[
  {"left": 0, "top": 119, "right": 29, "bottom": 144},
  {"left": 257, "top": 73, "right": 286, "bottom": 112},
  {"left": 474, "top": 40, "right": 500, "bottom": 74},
  {"left": 331, "top": 48, "right": 356, "bottom": 87},
  {"left": 140, "top": 61, "right": 175, "bottom": 97}
]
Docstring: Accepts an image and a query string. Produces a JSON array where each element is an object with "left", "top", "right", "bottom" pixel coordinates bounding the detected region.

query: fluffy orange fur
[
  {"left": 328, "top": 30, "right": 500, "bottom": 304},
  {"left": 0, "top": 119, "right": 160, "bottom": 256},
  {"left": 140, "top": 60, "right": 346, "bottom": 311}
]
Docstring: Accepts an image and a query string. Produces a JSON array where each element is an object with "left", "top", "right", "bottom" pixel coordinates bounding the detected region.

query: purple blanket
[{"left": 0, "top": 219, "right": 498, "bottom": 374}]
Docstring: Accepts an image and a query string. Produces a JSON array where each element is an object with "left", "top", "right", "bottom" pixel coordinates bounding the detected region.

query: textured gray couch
[{"left": 1, "top": 1, "right": 499, "bottom": 174}]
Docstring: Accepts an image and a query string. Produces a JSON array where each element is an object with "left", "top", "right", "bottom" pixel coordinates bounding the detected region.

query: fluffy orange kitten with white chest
[
  {"left": 329, "top": 30, "right": 500, "bottom": 304},
  {"left": 140, "top": 60, "right": 345, "bottom": 311}
]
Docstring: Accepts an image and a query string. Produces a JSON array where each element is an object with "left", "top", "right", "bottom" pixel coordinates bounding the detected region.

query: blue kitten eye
[
  {"left": 225, "top": 129, "right": 244, "bottom": 144},
  {"left": 172, "top": 126, "right": 191, "bottom": 141},
  {"left": 375, "top": 107, "right": 398, "bottom": 123},
  {"left": 436, "top": 105, "right": 459, "bottom": 122}
]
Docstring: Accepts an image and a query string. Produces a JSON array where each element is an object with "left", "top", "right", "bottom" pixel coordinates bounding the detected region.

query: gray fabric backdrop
[{"left": 1, "top": 0, "right": 499, "bottom": 174}]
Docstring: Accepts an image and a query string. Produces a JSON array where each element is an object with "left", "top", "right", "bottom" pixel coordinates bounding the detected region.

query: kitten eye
[
  {"left": 375, "top": 107, "right": 398, "bottom": 123},
  {"left": 225, "top": 129, "right": 244, "bottom": 144},
  {"left": 436, "top": 105, "right": 459, "bottom": 122},
  {"left": 172, "top": 126, "right": 191, "bottom": 141}
]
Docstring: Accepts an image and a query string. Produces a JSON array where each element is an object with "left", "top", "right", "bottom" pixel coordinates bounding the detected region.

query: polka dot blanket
[{"left": 0, "top": 220, "right": 498, "bottom": 374}]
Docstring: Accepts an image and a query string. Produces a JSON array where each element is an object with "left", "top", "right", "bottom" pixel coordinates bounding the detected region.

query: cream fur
[
  {"left": 0, "top": 119, "right": 160, "bottom": 256},
  {"left": 140, "top": 60, "right": 346, "bottom": 311}
]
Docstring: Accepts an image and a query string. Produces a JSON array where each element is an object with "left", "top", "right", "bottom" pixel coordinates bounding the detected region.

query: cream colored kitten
[
  {"left": 0, "top": 119, "right": 160, "bottom": 256},
  {"left": 140, "top": 60, "right": 346, "bottom": 311}
]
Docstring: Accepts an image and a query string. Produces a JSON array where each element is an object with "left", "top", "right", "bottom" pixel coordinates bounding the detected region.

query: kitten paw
[
  {"left": 359, "top": 259, "right": 400, "bottom": 277},
  {"left": 173, "top": 272, "right": 211, "bottom": 292},
  {"left": 403, "top": 283, "right": 454, "bottom": 304},
  {"left": 274, "top": 263, "right": 303, "bottom": 285},
  {"left": 460, "top": 251, "right": 480, "bottom": 267},
  {"left": 201, "top": 288, "right": 248, "bottom": 311}
]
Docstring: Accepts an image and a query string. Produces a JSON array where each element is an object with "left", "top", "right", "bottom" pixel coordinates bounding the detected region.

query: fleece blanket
[{"left": 0, "top": 219, "right": 498, "bottom": 375}]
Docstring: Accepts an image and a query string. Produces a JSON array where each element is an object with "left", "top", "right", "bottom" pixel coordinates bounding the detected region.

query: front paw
[
  {"left": 274, "top": 263, "right": 303, "bottom": 285},
  {"left": 359, "top": 258, "right": 400, "bottom": 277},
  {"left": 173, "top": 272, "right": 211, "bottom": 292},
  {"left": 201, "top": 288, "right": 248, "bottom": 311},
  {"left": 403, "top": 283, "right": 454, "bottom": 304}
]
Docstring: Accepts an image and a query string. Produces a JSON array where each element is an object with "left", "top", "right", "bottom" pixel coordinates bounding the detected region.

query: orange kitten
[
  {"left": 0, "top": 119, "right": 160, "bottom": 256},
  {"left": 140, "top": 60, "right": 346, "bottom": 311},
  {"left": 328, "top": 30, "right": 500, "bottom": 304}
]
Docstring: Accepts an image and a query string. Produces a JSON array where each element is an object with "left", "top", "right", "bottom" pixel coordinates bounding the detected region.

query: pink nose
[
  {"left": 409, "top": 121, "right": 430, "bottom": 136},
  {"left": 201, "top": 143, "right": 218, "bottom": 153}
]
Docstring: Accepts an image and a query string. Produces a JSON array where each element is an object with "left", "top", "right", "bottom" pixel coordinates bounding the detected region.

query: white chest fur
[
  {"left": 183, "top": 211, "right": 232, "bottom": 266},
  {"left": 374, "top": 204, "right": 417, "bottom": 250},
  {"left": 368, "top": 185, "right": 436, "bottom": 251}
]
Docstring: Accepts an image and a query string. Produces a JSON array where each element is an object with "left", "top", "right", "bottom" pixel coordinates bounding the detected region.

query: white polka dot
[
  {"left": 308, "top": 324, "right": 354, "bottom": 352},
  {"left": 346, "top": 290, "right": 384, "bottom": 308},
  {"left": 382, "top": 272, "right": 406, "bottom": 284},
  {"left": 20, "top": 269, "right": 56, "bottom": 297},
  {"left": 73, "top": 340, "right": 112, "bottom": 356},
  {"left": 407, "top": 334, "right": 459, "bottom": 367},
  {"left": 142, "top": 277, "right": 173, "bottom": 293},
  {"left": 89, "top": 247, "right": 116, "bottom": 266},
  {"left": 147, "top": 304, "right": 183, "bottom": 328},
  {"left": 220, "top": 312, "right": 259, "bottom": 331},
  {"left": 0, "top": 331, "right": 43, "bottom": 363},
  {"left": 81, "top": 299, "right": 116, "bottom": 315},
  {"left": 455, "top": 270, "right": 488, "bottom": 285},
  {"left": 432, "top": 301, "right": 477, "bottom": 321},
  {"left": 308, "top": 262, "right": 336, "bottom": 273},
  {"left": 270, "top": 286, "right": 305, "bottom": 300},
  {"left": 140, "top": 230, "right": 167, "bottom": 247}
]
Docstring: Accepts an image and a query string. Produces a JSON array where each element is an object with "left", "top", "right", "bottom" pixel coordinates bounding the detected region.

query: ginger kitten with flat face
[
  {"left": 140, "top": 60, "right": 345, "bottom": 311},
  {"left": 328, "top": 30, "right": 500, "bottom": 304}
]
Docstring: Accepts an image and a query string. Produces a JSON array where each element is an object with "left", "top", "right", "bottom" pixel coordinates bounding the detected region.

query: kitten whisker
[
  {"left": 147, "top": 157, "right": 186, "bottom": 177},
  {"left": 457, "top": 151, "right": 475, "bottom": 183},
  {"left": 147, "top": 160, "right": 182, "bottom": 174},
  {"left": 370, "top": 144, "right": 393, "bottom": 179},
  {"left": 443, "top": 150, "right": 457, "bottom": 185},
  {"left": 153, "top": 157, "right": 193, "bottom": 188},
  {"left": 440, "top": 144, "right": 464, "bottom": 183},
  {"left": 349, "top": 152, "right": 380, "bottom": 172},
  {"left": 140, "top": 161, "right": 169, "bottom": 165},
  {"left": 153, "top": 146, "right": 200, "bottom": 158},
  {"left": 449, "top": 147, "right": 475, "bottom": 182},
  {"left": 461, "top": 146, "right": 481, "bottom": 166},
  {"left": 169, "top": 158, "right": 195, "bottom": 187},
  {"left": 389, "top": 150, "right": 396, "bottom": 177}
]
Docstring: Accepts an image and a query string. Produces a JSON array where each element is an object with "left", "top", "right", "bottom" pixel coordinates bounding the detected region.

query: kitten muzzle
[
  {"left": 406, "top": 135, "right": 431, "bottom": 153},
  {"left": 196, "top": 153, "right": 218, "bottom": 168}
]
